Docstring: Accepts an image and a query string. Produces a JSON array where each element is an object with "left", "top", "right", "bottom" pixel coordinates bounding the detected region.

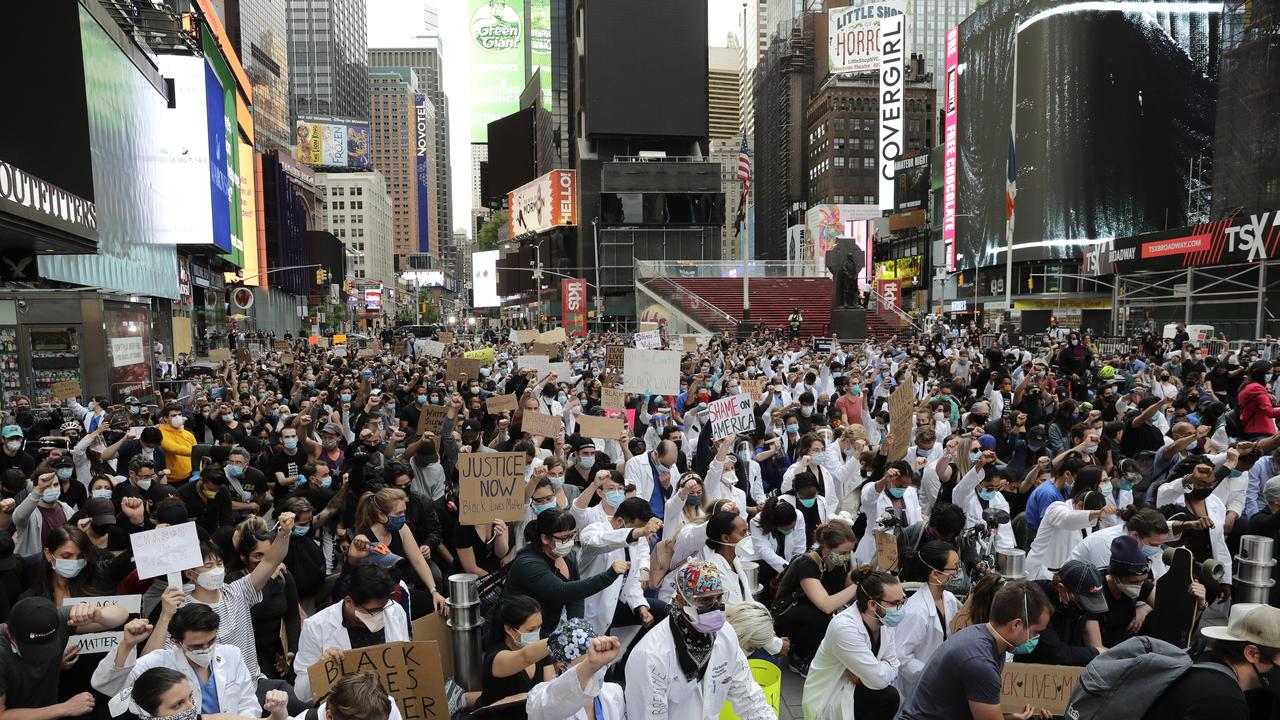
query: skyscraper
[
  {"left": 368, "top": 67, "right": 424, "bottom": 264},
  {"left": 708, "top": 46, "right": 742, "bottom": 140},
  {"left": 226, "top": 0, "right": 292, "bottom": 151},
  {"left": 739, "top": 0, "right": 768, "bottom": 138},
  {"left": 370, "top": 44, "right": 453, "bottom": 267},
  {"left": 287, "top": 0, "right": 370, "bottom": 120},
  {"left": 899, "top": 0, "right": 976, "bottom": 106}
]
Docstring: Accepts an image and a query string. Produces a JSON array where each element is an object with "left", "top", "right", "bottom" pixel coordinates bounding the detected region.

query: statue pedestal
[{"left": 830, "top": 308, "right": 867, "bottom": 341}]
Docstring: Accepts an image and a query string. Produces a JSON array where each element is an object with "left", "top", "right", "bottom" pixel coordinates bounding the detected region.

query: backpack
[
  {"left": 1224, "top": 407, "right": 1245, "bottom": 438},
  {"left": 1063, "top": 636, "right": 1235, "bottom": 720}
]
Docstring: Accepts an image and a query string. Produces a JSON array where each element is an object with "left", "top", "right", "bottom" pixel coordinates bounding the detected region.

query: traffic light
[{"left": 315, "top": 269, "right": 328, "bottom": 285}]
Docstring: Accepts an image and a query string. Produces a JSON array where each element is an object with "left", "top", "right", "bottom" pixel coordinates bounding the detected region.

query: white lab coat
[
  {"left": 893, "top": 587, "right": 960, "bottom": 700},
  {"left": 1068, "top": 523, "right": 1169, "bottom": 580},
  {"left": 1155, "top": 483, "right": 1234, "bottom": 583},
  {"left": 94, "top": 645, "right": 260, "bottom": 718},
  {"left": 854, "top": 484, "right": 922, "bottom": 565},
  {"left": 802, "top": 605, "right": 901, "bottom": 720},
  {"left": 579, "top": 520, "right": 652, "bottom": 635},
  {"left": 527, "top": 668, "right": 626, "bottom": 720},
  {"left": 1025, "top": 501, "right": 1096, "bottom": 580},
  {"left": 952, "top": 467, "right": 1016, "bottom": 552},
  {"left": 1096, "top": 485, "right": 1136, "bottom": 529},
  {"left": 292, "top": 599, "right": 412, "bottom": 701},
  {"left": 624, "top": 619, "right": 773, "bottom": 720},
  {"left": 746, "top": 510, "right": 806, "bottom": 574},
  {"left": 781, "top": 452, "right": 862, "bottom": 515},
  {"left": 624, "top": 453, "right": 665, "bottom": 507}
]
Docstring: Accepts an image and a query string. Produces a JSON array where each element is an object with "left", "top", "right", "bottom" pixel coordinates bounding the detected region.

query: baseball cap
[
  {"left": 1026, "top": 426, "right": 1048, "bottom": 444},
  {"left": 51, "top": 455, "right": 74, "bottom": 469},
  {"left": 1203, "top": 604, "right": 1280, "bottom": 646},
  {"left": 124, "top": 396, "right": 140, "bottom": 406},
  {"left": 1, "top": 425, "right": 22, "bottom": 439},
  {"left": 321, "top": 422, "right": 343, "bottom": 436},
  {"left": 461, "top": 419, "right": 483, "bottom": 435},
  {"left": 1058, "top": 560, "right": 1108, "bottom": 613},
  {"left": 360, "top": 543, "right": 406, "bottom": 570},
  {"left": 83, "top": 497, "right": 116, "bottom": 525},
  {"left": 978, "top": 434, "right": 997, "bottom": 451},
  {"left": 6, "top": 597, "right": 64, "bottom": 663},
  {"left": 1108, "top": 535, "right": 1149, "bottom": 577}
]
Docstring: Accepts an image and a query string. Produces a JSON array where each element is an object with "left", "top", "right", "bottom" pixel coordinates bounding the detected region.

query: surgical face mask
[
  {"left": 41, "top": 487, "right": 61, "bottom": 503},
  {"left": 604, "top": 489, "right": 626, "bottom": 508},
  {"left": 578, "top": 454, "right": 596, "bottom": 469},
  {"left": 291, "top": 525, "right": 310, "bottom": 538},
  {"left": 183, "top": 644, "right": 216, "bottom": 668},
  {"left": 737, "top": 450, "right": 751, "bottom": 463},
  {"left": 548, "top": 475, "right": 565, "bottom": 490},
  {"left": 969, "top": 450, "right": 982, "bottom": 464},
  {"left": 1116, "top": 582, "right": 1144, "bottom": 599},
  {"left": 322, "top": 438, "right": 339, "bottom": 450},
  {"left": 681, "top": 598, "right": 727, "bottom": 634},
  {"left": 4, "top": 440, "right": 20, "bottom": 453},
  {"left": 685, "top": 493, "right": 703, "bottom": 507},
  {"left": 552, "top": 538, "right": 575, "bottom": 558},
  {"left": 785, "top": 424, "right": 799, "bottom": 434},
  {"left": 532, "top": 499, "right": 557, "bottom": 514},
  {"left": 888, "top": 486, "right": 906, "bottom": 499},
  {"left": 340, "top": 394, "right": 352, "bottom": 403},
  {"left": 54, "top": 558, "right": 87, "bottom": 579},
  {"left": 800, "top": 405, "right": 814, "bottom": 417},
  {"left": 1084, "top": 445, "right": 1099, "bottom": 454},
  {"left": 55, "top": 468, "right": 73, "bottom": 482},
  {"left": 226, "top": 464, "right": 245, "bottom": 479},
  {"left": 978, "top": 489, "right": 997, "bottom": 502},
  {"left": 91, "top": 488, "right": 112, "bottom": 500},
  {"left": 798, "top": 496, "right": 817, "bottom": 509},
  {"left": 511, "top": 628, "right": 540, "bottom": 648},
  {"left": 354, "top": 607, "right": 386, "bottom": 632},
  {"left": 878, "top": 604, "right": 907, "bottom": 627},
  {"left": 811, "top": 450, "right": 829, "bottom": 464},
  {"left": 417, "top": 394, "right": 429, "bottom": 405},
  {"left": 283, "top": 438, "right": 299, "bottom": 450},
  {"left": 1142, "top": 544, "right": 1161, "bottom": 559},
  {"left": 916, "top": 448, "right": 932, "bottom": 458},
  {"left": 195, "top": 567, "right": 225, "bottom": 590},
  {"left": 1098, "top": 481, "right": 1113, "bottom": 495},
  {"left": 1012, "top": 635, "right": 1040, "bottom": 655}
]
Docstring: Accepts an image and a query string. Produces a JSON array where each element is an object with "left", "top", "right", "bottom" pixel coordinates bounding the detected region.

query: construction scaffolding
[
  {"left": 753, "top": 18, "right": 814, "bottom": 260},
  {"left": 1212, "top": 0, "right": 1280, "bottom": 216}
]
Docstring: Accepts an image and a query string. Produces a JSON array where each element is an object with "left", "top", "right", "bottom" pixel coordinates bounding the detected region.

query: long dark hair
[{"left": 38, "top": 526, "right": 100, "bottom": 600}]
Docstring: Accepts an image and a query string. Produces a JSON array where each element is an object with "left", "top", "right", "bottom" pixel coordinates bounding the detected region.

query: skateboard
[{"left": 1145, "top": 546, "right": 1200, "bottom": 649}]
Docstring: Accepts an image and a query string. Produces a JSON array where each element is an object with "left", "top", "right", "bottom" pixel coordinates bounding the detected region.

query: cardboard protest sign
[
  {"left": 547, "top": 361, "right": 573, "bottom": 379},
  {"left": 333, "top": 334, "right": 347, "bottom": 344},
  {"left": 623, "top": 349, "right": 681, "bottom": 395},
  {"left": 517, "top": 354, "right": 550, "bottom": 371},
  {"left": 538, "top": 327, "right": 568, "bottom": 344},
  {"left": 64, "top": 595, "right": 142, "bottom": 654},
  {"left": 638, "top": 322, "right": 659, "bottom": 332},
  {"left": 522, "top": 411, "right": 564, "bottom": 438},
  {"left": 51, "top": 380, "right": 81, "bottom": 401},
  {"left": 602, "top": 387, "right": 627, "bottom": 411},
  {"left": 280, "top": 352, "right": 295, "bottom": 365},
  {"left": 740, "top": 378, "right": 764, "bottom": 402},
  {"left": 873, "top": 530, "right": 899, "bottom": 572},
  {"left": 458, "top": 452, "right": 527, "bottom": 525},
  {"left": 886, "top": 373, "right": 914, "bottom": 462},
  {"left": 516, "top": 329, "right": 540, "bottom": 344},
  {"left": 605, "top": 345, "right": 625, "bottom": 370},
  {"left": 682, "top": 335, "right": 701, "bottom": 352},
  {"left": 999, "top": 664, "right": 1081, "bottom": 718},
  {"left": 411, "top": 614, "right": 454, "bottom": 680},
  {"left": 393, "top": 340, "right": 407, "bottom": 356},
  {"left": 446, "top": 358, "right": 483, "bottom": 381},
  {"left": 274, "top": 340, "right": 290, "bottom": 351},
  {"left": 464, "top": 348, "right": 495, "bottom": 365},
  {"left": 416, "top": 339, "right": 445, "bottom": 358},
  {"left": 416, "top": 405, "right": 447, "bottom": 437},
  {"left": 131, "top": 522, "right": 202, "bottom": 579},
  {"left": 438, "top": 331, "right": 455, "bottom": 344},
  {"left": 577, "top": 415, "right": 624, "bottom": 439},
  {"left": 531, "top": 342, "right": 559, "bottom": 358},
  {"left": 235, "top": 348, "right": 252, "bottom": 365},
  {"left": 634, "top": 330, "right": 663, "bottom": 350},
  {"left": 332, "top": 345, "right": 347, "bottom": 358},
  {"left": 307, "top": 641, "right": 449, "bottom": 720},
  {"left": 708, "top": 392, "right": 755, "bottom": 440},
  {"left": 357, "top": 348, "right": 379, "bottom": 358},
  {"left": 208, "top": 348, "right": 233, "bottom": 362},
  {"left": 486, "top": 394, "right": 518, "bottom": 414}
]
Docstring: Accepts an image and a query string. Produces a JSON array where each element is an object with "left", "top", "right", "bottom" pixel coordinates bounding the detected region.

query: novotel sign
[{"left": 0, "top": 159, "right": 98, "bottom": 242}]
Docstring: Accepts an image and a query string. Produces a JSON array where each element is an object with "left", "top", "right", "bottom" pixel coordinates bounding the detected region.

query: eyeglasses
[
  {"left": 877, "top": 596, "right": 906, "bottom": 609},
  {"left": 530, "top": 495, "right": 555, "bottom": 504}
]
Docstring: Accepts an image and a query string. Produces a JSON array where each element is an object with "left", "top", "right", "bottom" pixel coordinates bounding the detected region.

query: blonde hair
[
  {"left": 678, "top": 473, "right": 708, "bottom": 521},
  {"left": 725, "top": 601, "right": 779, "bottom": 653},
  {"left": 355, "top": 487, "right": 408, "bottom": 529}
]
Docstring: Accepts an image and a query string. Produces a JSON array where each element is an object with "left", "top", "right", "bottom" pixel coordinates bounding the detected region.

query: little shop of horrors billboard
[{"left": 1083, "top": 211, "right": 1280, "bottom": 275}]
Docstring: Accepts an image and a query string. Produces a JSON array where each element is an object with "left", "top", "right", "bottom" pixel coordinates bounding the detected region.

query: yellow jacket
[{"left": 158, "top": 423, "right": 197, "bottom": 481}]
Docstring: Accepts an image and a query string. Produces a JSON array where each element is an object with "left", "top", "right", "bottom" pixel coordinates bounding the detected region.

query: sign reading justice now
[{"left": 458, "top": 452, "right": 526, "bottom": 525}]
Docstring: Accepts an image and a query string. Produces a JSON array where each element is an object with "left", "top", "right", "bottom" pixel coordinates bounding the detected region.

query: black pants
[
  {"left": 775, "top": 602, "right": 832, "bottom": 660},
  {"left": 855, "top": 683, "right": 900, "bottom": 720},
  {"left": 610, "top": 599, "right": 669, "bottom": 629}
]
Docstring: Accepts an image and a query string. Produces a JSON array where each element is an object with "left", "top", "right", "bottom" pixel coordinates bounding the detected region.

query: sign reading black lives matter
[{"left": 458, "top": 452, "right": 526, "bottom": 525}]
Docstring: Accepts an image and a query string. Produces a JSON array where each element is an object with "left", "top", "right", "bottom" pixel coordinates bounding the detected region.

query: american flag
[{"left": 734, "top": 133, "right": 751, "bottom": 236}]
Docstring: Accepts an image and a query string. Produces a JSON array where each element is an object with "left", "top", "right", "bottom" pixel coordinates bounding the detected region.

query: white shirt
[
  {"left": 854, "top": 483, "right": 922, "bottom": 565},
  {"left": 745, "top": 509, "right": 806, "bottom": 574},
  {"left": 1155, "top": 483, "right": 1234, "bottom": 583},
  {"left": 94, "top": 644, "right": 259, "bottom": 719},
  {"left": 624, "top": 620, "right": 773, "bottom": 720},
  {"left": 292, "top": 599, "right": 412, "bottom": 701},
  {"left": 802, "top": 605, "right": 901, "bottom": 720},
  {"left": 527, "top": 669, "right": 625, "bottom": 720},
  {"left": 894, "top": 586, "right": 960, "bottom": 700},
  {"left": 1025, "top": 500, "right": 1097, "bottom": 580},
  {"left": 579, "top": 520, "right": 651, "bottom": 635},
  {"left": 952, "top": 467, "right": 1016, "bottom": 552},
  {"left": 1068, "top": 523, "right": 1169, "bottom": 580}
]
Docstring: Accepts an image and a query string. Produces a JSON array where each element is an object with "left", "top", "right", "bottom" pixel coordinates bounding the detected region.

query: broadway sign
[{"left": 1088, "top": 211, "right": 1280, "bottom": 275}]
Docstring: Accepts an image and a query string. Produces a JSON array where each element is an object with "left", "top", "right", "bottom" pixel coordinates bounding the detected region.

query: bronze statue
[{"left": 825, "top": 237, "right": 865, "bottom": 309}]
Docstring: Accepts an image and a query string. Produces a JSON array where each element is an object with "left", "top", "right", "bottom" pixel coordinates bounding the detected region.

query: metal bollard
[{"left": 446, "top": 573, "right": 485, "bottom": 691}]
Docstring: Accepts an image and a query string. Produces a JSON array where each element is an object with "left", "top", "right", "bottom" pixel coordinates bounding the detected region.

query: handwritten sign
[
  {"left": 393, "top": 339, "right": 407, "bottom": 356},
  {"left": 235, "top": 348, "right": 252, "bottom": 365},
  {"left": 438, "top": 332, "right": 455, "bottom": 344},
  {"left": 63, "top": 594, "right": 142, "bottom": 613},
  {"left": 740, "top": 378, "right": 764, "bottom": 402},
  {"left": 634, "top": 330, "right": 663, "bottom": 350},
  {"left": 446, "top": 358, "right": 483, "bottom": 381},
  {"left": 522, "top": 411, "right": 563, "bottom": 438},
  {"left": 547, "top": 361, "right": 573, "bottom": 379},
  {"left": 63, "top": 595, "right": 142, "bottom": 654},
  {"left": 602, "top": 387, "right": 627, "bottom": 411},
  {"left": 518, "top": 355, "right": 551, "bottom": 374},
  {"left": 130, "top": 522, "right": 202, "bottom": 579},
  {"left": 416, "top": 405, "right": 447, "bottom": 437},
  {"left": 332, "top": 345, "right": 347, "bottom": 358},
  {"left": 280, "top": 353, "right": 295, "bottom": 365},
  {"left": 638, "top": 322, "right": 659, "bottom": 332},
  {"left": 51, "top": 380, "right": 81, "bottom": 401},
  {"left": 873, "top": 530, "right": 899, "bottom": 572},
  {"left": 411, "top": 614, "right": 454, "bottom": 680},
  {"left": 578, "top": 415, "right": 624, "bottom": 439},
  {"left": 458, "top": 452, "right": 527, "bottom": 525},
  {"left": 1000, "top": 663, "right": 1081, "bottom": 717},
  {"left": 308, "top": 641, "right": 449, "bottom": 720},
  {"left": 464, "top": 348, "right": 495, "bottom": 365},
  {"left": 275, "top": 340, "right": 291, "bottom": 351},
  {"left": 886, "top": 373, "right": 914, "bottom": 462},
  {"left": 538, "top": 327, "right": 567, "bottom": 344},
  {"left": 708, "top": 392, "right": 755, "bottom": 441},
  {"left": 486, "top": 394, "right": 518, "bottom": 414},
  {"left": 623, "top": 349, "right": 680, "bottom": 395},
  {"left": 208, "top": 348, "right": 232, "bottom": 362},
  {"left": 516, "top": 329, "right": 540, "bottom": 344},
  {"left": 605, "top": 345, "right": 625, "bottom": 370},
  {"left": 416, "top": 339, "right": 444, "bottom": 358},
  {"left": 333, "top": 334, "right": 347, "bottom": 345},
  {"left": 357, "top": 348, "right": 380, "bottom": 358},
  {"left": 531, "top": 342, "right": 560, "bottom": 358}
]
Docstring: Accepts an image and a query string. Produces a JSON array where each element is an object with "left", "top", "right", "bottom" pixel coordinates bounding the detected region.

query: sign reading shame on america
[{"left": 708, "top": 393, "right": 755, "bottom": 441}]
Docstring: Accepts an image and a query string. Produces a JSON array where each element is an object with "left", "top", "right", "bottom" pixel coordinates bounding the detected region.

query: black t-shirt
[
  {"left": 0, "top": 451, "right": 35, "bottom": 479},
  {"left": 774, "top": 552, "right": 846, "bottom": 611},
  {"left": 266, "top": 450, "right": 305, "bottom": 491},
  {"left": 1142, "top": 661, "right": 1246, "bottom": 720},
  {"left": 476, "top": 646, "right": 538, "bottom": 719},
  {"left": 1122, "top": 415, "right": 1166, "bottom": 456},
  {"left": 1097, "top": 571, "right": 1155, "bottom": 648},
  {"left": 0, "top": 607, "right": 71, "bottom": 709},
  {"left": 175, "top": 481, "right": 233, "bottom": 533}
]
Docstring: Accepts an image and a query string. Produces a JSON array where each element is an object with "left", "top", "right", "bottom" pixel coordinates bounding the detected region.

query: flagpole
[{"left": 1004, "top": 20, "right": 1018, "bottom": 313}]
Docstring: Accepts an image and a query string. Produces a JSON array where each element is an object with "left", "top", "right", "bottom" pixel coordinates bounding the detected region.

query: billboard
[
  {"left": 829, "top": 3, "right": 904, "bottom": 74},
  {"left": 364, "top": 287, "right": 382, "bottom": 311},
  {"left": 561, "top": 278, "right": 587, "bottom": 336},
  {"left": 806, "top": 204, "right": 876, "bottom": 292},
  {"left": 529, "top": 0, "right": 552, "bottom": 110},
  {"left": 294, "top": 117, "right": 371, "bottom": 169},
  {"left": 1093, "top": 211, "right": 1280, "bottom": 275},
  {"left": 154, "top": 55, "right": 219, "bottom": 250},
  {"left": 473, "top": 249, "right": 500, "bottom": 307},
  {"left": 415, "top": 94, "right": 431, "bottom": 254},
  {"left": 508, "top": 170, "right": 578, "bottom": 237},
  {"left": 878, "top": 2, "right": 906, "bottom": 213},
  {"left": 942, "top": 26, "right": 959, "bottom": 272},
  {"left": 469, "top": 0, "right": 527, "bottom": 143},
  {"left": 955, "top": 0, "right": 1218, "bottom": 269},
  {"left": 894, "top": 152, "right": 930, "bottom": 212}
]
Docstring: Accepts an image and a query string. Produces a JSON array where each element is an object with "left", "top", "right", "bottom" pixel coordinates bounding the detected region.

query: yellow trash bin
[{"left": 720, "top": 659, "right": 783, "bottom": 718}]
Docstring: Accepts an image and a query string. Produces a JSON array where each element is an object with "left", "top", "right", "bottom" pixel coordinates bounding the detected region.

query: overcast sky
[{"left": 368, "top": 0, "right": 742, "bottom": 236}]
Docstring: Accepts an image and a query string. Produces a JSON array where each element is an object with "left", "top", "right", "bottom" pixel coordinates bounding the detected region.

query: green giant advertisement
[
  {"left": 469, "top": 0, "right": 527, "bottom": 142},
  {"left": 529, "top": 0, "right": 551, "bottom": 111}
]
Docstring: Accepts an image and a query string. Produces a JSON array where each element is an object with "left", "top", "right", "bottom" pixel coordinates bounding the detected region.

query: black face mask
[{"left": 1186, "top": 486, "right": 1214, "bottom": 501}]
